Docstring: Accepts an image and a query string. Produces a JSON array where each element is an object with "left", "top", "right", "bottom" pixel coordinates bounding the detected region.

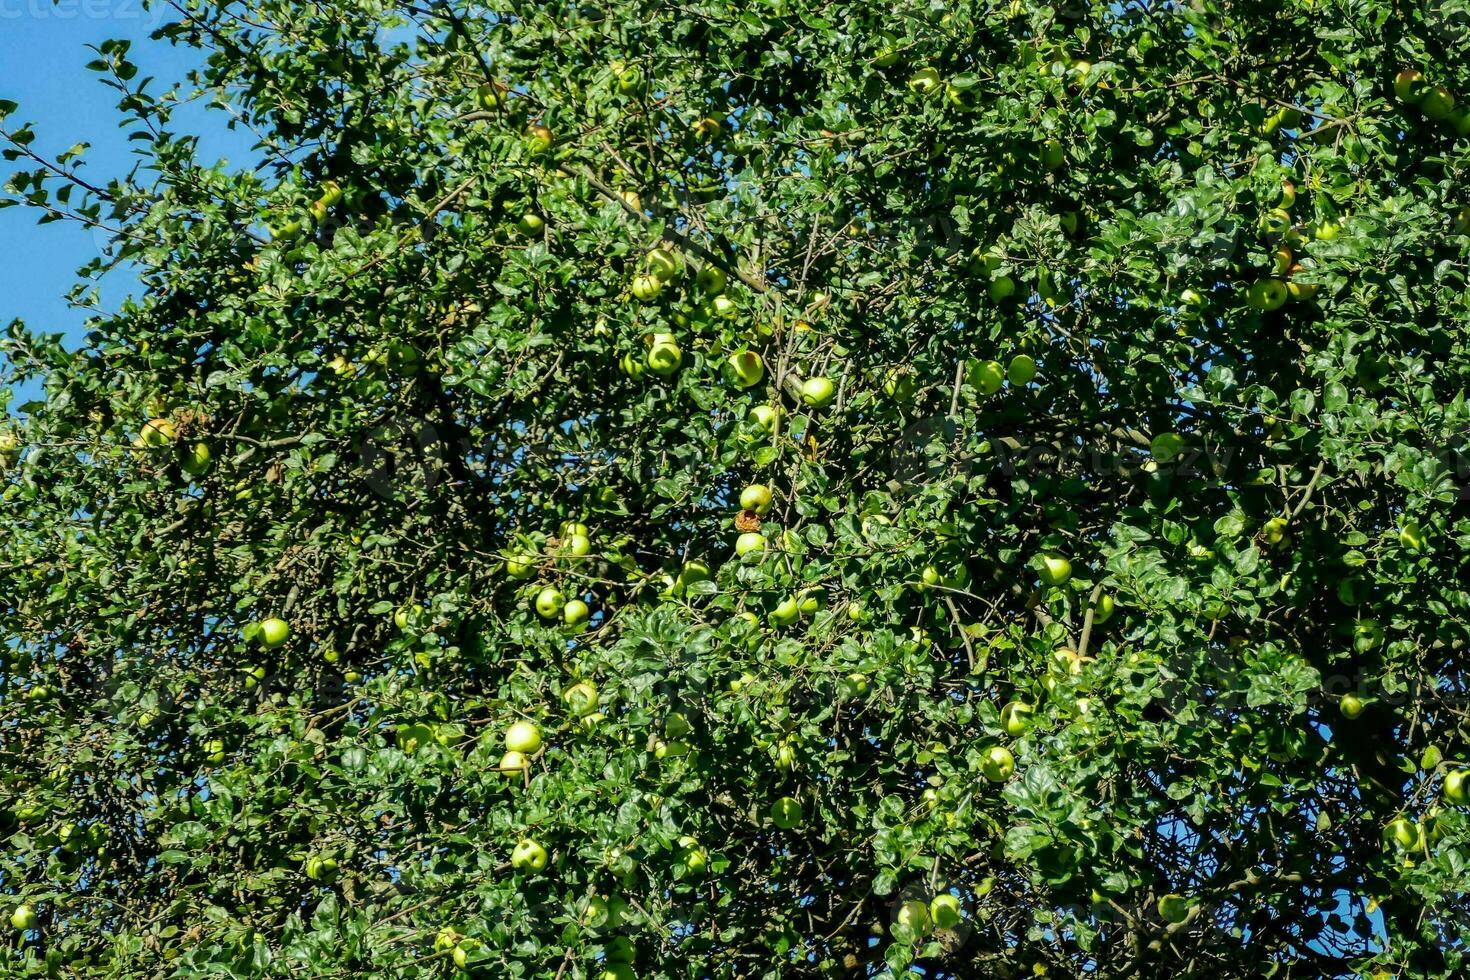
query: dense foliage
[{"left": 4, "top": 1, "right": 1470, "bottom": 976}]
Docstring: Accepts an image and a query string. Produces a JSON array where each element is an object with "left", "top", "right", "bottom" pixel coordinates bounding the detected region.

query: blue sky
[{"left": 0, "top": 12, "right": 252, "bottom": 351}]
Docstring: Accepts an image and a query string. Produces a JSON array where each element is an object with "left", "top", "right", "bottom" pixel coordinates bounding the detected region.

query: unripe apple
[
  {"left": 709, "top": 294, "right": 738, "bottom": 318},
  {"left": 140, "top": 417, "right": 177, "bottom": 447},
  {"left": 735, "top": 532, "right": 766, "bottom": 557},
  {"left": 476, "top": 81, "right": 507, "bottom": 110},
  {"left": 692, "top": 116, "right": 723, "bottom": 140},
  {"left": 563, "top": 598, "right": 590, "bottom": 626},
  {"left": 505, "top": 720, "right": 543, "bottom": 754},
  {"left": 740, "top": 484, "right": 773, "bottom": 515},
  {"left": 631, "top": 273, "right": 664, "bottom": 302},
  {"left": 750, "top": 404, "right": 781, "bottom": 435},
  {"left": 646, "top": 333, "right": 682, "bottom": 375},
  {"left": 1383, "top": 815, "right": 1423, "bottom": 851},
  {"left": 505, "top": 554, "right": 536, "bottom": 579},
  {"left": 769, "top": 796, "right": 803, "bottom": 829},
  {"left": 515, "top": 212, "right": 545, "bottom": 237},
  {"left": 679, "top": 838, "right": 708, "bottom": 875},
  {"left": 980, "top": 745, "right": 1015, "bottom": 782},
  {"left": 203, "top": 738, "right": 226, "bottom": 764},
  {"left": 769, "top": 595, "right": 800, "bottom": 627},
  {"left": 562, "top": 533, "right": 592, "bottom": 557},
  {"left": 10, "top": 905, "right": 36, "bottom": 931},
  {"left": 908, "top": 67, "right": 942, "bottom": 97},
  {"left": 930, "top": 893, "right": 962, "bottom": 929},
  {"left": 801, "top": 376, "right": 836, "bottom": 408},
  {"left": 726, "top": 351, "right": 765, "bottom": 388},
  {"left": 677, "top": 559, "right": 712, "bottom": 591},
  {"left": 695, "top": 264, "right": 727, "bottom": 295},
  {"left": 1421, "top": 85, "right": 1456, "bottom": 121},
  {"left": 499, "top": 750, "right": 529, "bottom": 776},
  {"left": 1263, "top": 516, "right": 1289, "bottom": 545},
  {"left": 1037, "top": 554, "right": 1072, "bottom": 588},
  {"left": 1092, "top": 593, "right": 1116, "bottom": 624},
  {"left": 511, "top": 837, "right": 548, "bottom": 872},
  {"left": 773, "top": 741, "right": 797, "bottom": 770},
  {"left": 1444, "top": 769, "right": 1470, "bottom": 804},
  {"left": 1000, "top": 701, "right": 1034, "bottom": 737},
  {"left": 1157, "top": 894, "right": 1191, "bottom": 924},
  {"left": 1007, "top": 354, "right": 1038, "bottom": 386},
  {"left": 564, "top": 681, "right": 599, "bottom": 717},
  {"left": 535, "top": 587, "right": 565, "bottom": 619},
  {"left": 1040, "top": 138, "right": 1065, "bottom": 171},
  {"left": 1271, "top": 246, "right": 1293, "bottom": 276},
  {"left": 646, "top": 247, "right": 683, "bottom": 282},
  {"left": 393, "top": 604, "right": 423, "bottom": 631},
  {"left": 896, "top": 899, "right": 931, "bottom": 935},
  {"left": 599, "top": 965, "right": 635, "bottom": 980},
  {"left": 1395, "top": 68, "right": 1426, "bottom": 103},
  {"left": 256, "top": 617, "right": 290, "bottom": 649},
  {"left": 1339, "top": 694, "right": 1365, "bottom": 720},
  {"left": 1313, "top": 219, "right": 1342, "bottom": 241},
  {"left": 180, "top": 442, "right": 212, "bottom": 477},
  {"left": 1246, "top": 278, "right": 1288, "bottom": 311},
  {"left": 1285, "top": 264, "right": 1319, "bottom": 301},
  {"left": 525, "top": 123, "right": 554, "bottom": 154},
  {"left": 987, "top": 275, "right": 1016, "bottom": 302},
  {"left": 798, "top": 588, "right": 825, "bottom": 616},
  {"left": 613, "top": 64, "right": 645, "bottom": 96},
  {"left": 969, "top": 359, "right": 1004, "bottom": 395},
  {"left": 1179, "top": 287, "right": 1207, "bottom": 312},
  {"left": 1399, "top": 521, "right": 1426, "bottom": 551}
]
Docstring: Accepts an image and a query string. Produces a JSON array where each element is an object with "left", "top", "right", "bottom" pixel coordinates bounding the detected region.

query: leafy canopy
[{"left": 3, "top": 1, "right": 1470, "bottom": 978}]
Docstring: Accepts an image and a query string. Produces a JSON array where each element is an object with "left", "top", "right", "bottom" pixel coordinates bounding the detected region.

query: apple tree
[{"left": 3, "top": 1, "right": 1470, "bottom": 977}]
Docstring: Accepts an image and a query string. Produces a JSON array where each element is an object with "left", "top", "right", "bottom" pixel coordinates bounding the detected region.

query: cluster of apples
[
  {"left": 268, "top": 179, "right": 346, "bottom": 244},
  {"left": 504, "top": 521, "right": 596, "bottom": 627},
  {"left": 894, "top": 890, "right": 967, "bottom": 938},
  {"left": 1240, "top": 179, "right": 1329, "bottom": 312},
  {"left": 967, "top": 353, "right": 1038, "bottom": 394},
  {"left": 1395, "top": 69, "right": 1470, "bottom": 135},
  {"left": 133, "top": 414, "right": 212, "bottom": 479}
]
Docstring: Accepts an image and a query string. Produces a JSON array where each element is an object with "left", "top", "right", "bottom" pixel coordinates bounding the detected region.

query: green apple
[
  {"left": 304, "top": 855, "right": 339, "bottom": 881},
  {"left": 773, "top": 741, "right": 797, "bottom": 770},
  {"left": 1444, "top": 769, "right": 1470, "bottom": 804},
  {"left": 727, "top": 351, "right": 765, "bottom": 388},
  {"left": 1395, "top": 68, "right": 1426, "bottom": 103},
  {"left": 1353, "top": 620, "right": 1385, "bottom": 653},
  {"left": 563, "top": 598, "right": 590, "bottom": 626},
  {"left": 516, "top": 212, "right": 545, "bottom": 237},
  {"left": 969, "top": 359, "right": 1005, "bottom": 394},
  {"left": 1000, "top": 701, "right": 1034, "bottom": 737},
  {"left": 929, "top": 893, "right": 962, "bottom": 929},
  {"left": 646, "top": 333, "right": 682, "bottom": 375},
  {"left": 598, "top": 965, "right": 636, "bottom": 980},
  {"left": 895, "top": 899, "right": 931, "bottom": 935},
  {"left": 678, "top": 559, "right": 712, "bottom": 591},
  {"left": 620, "top": 351, "right": 646, "bottom": 379},
  {"left": 256, "top": 617, "right": 290, "bottom": 649},
  {"left": 562, "top": 533, "right": 592, "bottom": 557},
  {"left": 1179, "top": 287, "right": 1207, "bottom": 312},
  {"left": 180, "top": 442, "right": 212, "bottom": 476},
  {"left": 1040, "top": 138, "right": 1065, "bottom": 171},
  {"left": 1157, "top": 894, "right": 1190, "bottom": 924},
  {"left": 907, "top": 67, "right": 942, "bottom": 97},
  {"left": 1314, "top": 218, "right": 1343, "bottom": 241},
  {"left": 980, "top": 745, "right": 1015, "bottom": 782},
  {"left": 511, "top": 837, "right": 548, "bottom": 872},
  {"left": 694, "top": 263, "right": 727, "bottom": 295},
  {"left": 709, "top": 294, "right": 739, "bottom": 318},
  {"left": 1092, "top": 593, "right": 1116, "bottom": 624},
  {"left": 1421, "top": 85, "right": 1456, "bottom": 121},
  {"left": 770, "top": 595, "right": 800, "bottom": 627},
  {"left": 1263, "top": 516, "right": 1289, "bottom": 545},
  {"left": 499, "top": 750, "right": 529, "bottom": 776},
  {"left": 10, "top": 905, "right": 36, "bottom": 931},
  {"left": 987, "top": 275, "right": 1016, "bottom": 302},
  {"left": 750, "top": 404, "right": 781, "bottom": 434},
  {"left": 740, "top": 484, "right": 773, "bottom": 515},
  {"left": 505, "top": 721, "right": 543, "bottom": 754},
  {"left": 735, "top": 532, "right": 766, "bottom": 557},
  {"left": 140, "top": 417, "right": 177, "bottom": 447},
  {"left": 678, "top": 836, "right": 708, "bottom": 875},
  {"left": 1399, "top": 521, "right": 1426, "bottom": 551},
  {"left": 1246, "top": 278, "right": 1288, "bottom": 311},
  {"left": 1037, "top": 554, "right": 1072, "bottom": 588},
  {"left": 393, "top": 604, "right": 423, "bottom": 631},
  {"left": 769, "top": 796, "right": 803, "bottom": 829},
  {"left": 631, "top": 273, "right": 664, "bottom": 302},
  {"left": 1151, "top": 431, "right": 1185, "bottom": 462},
  {"left": 1383, "top": 816, "right": 1423, "bottom": 851},
  {"left": 1007, "top": 354, "right": 1038, "bottom": 386},
  {"left": 525, "top": 123, "right": 554, "bottom": 154},
  {"left": 535, "top": 586, "right": 566, "bottom": 619},
  {"left": 564, "top": 681, "right": 599, "bottom": 717},
  {"left": 476, "top": 81, "right": 507, "bottom": 109},
  {"left": 613, "top": 63, "right": 645, "bottom": 96},
  {"left": 203, "top": 738, "right": 226, "bottom": 764},
  {"left": 646, "top": 247, "right": 683, "bottom": 282},
  {"left": 801, "top": 376, "right": 836, "bottom": 408},
  {"left": 798, "top": 588, "right": 825, "bottom": 616},
  {"left": 505, "top": 554, "right": 536, "bottom": 579}
]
